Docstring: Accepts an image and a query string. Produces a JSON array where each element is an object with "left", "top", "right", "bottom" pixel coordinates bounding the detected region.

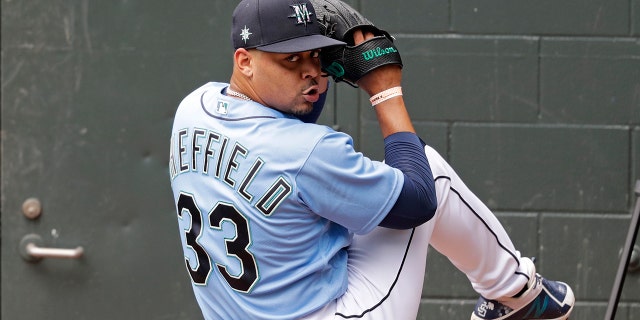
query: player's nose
[{"left": 301, "top": 53, "right": 321, "bottom": 79}]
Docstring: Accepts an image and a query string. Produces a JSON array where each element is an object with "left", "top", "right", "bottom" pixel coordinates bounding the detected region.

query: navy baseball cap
[{"left": 231, "top": 0, "right": 345, "bottom": 53}]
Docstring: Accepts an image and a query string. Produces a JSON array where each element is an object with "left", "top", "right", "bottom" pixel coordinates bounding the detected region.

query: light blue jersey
[{"left": 169, "top": 82, "right": 404, "bottom": 319}]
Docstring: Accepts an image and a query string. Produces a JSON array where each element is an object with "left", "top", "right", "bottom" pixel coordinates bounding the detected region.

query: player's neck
[{"left": 228, "top": 73, "right": 261, "bottom": 103}]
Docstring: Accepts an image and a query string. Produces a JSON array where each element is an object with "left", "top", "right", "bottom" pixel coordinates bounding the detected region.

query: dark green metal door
[{"left": 1, "top": 1, "right": 235, "bottom": 319}]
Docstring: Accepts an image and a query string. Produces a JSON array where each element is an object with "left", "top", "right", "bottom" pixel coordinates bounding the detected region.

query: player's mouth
[{"left": 302, "top": 85, "right": 320, "bottom": 103}]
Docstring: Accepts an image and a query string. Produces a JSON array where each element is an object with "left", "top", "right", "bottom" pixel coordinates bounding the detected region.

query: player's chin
[{"left": 291, "top": 102, "right": 314, "bottom": 117}]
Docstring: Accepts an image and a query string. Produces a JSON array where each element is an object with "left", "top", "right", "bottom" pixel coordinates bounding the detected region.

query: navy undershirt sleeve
[{"left": 379, "top": 132, "right": 437, "bottom": 229}]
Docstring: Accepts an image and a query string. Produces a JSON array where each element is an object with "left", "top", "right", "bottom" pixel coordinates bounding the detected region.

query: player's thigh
[{"left": 336, "top": 222, "right": 434, "bottom": 319}]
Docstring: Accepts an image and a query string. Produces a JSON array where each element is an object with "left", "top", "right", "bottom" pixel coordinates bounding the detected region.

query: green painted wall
[{"left": 350, "top": 0, "right": 640, "bottom": 318}]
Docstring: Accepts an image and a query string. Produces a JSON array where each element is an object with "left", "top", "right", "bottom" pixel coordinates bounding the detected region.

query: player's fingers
[
  {"left": 352, "top": 29, "right": 376, "bottom": 45},
  {"left": 363, "top": 30, "right": 375, "bottom": 40},
  {"left": 352, "top": 29, "right": 365, "bottom": 45}
]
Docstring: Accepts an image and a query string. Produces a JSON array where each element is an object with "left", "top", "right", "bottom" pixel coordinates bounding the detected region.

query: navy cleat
[{"left": 471, "top": 274, "right": 574, "bottom": 320}]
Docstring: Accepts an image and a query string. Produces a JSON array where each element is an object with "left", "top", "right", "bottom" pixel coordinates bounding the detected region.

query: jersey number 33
[{"left": 177, "top": 192, "right": 258, "bottom": 293}]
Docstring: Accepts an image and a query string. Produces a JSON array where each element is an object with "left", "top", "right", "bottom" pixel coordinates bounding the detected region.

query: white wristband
[{"left": 369, "top": 86, "right": 403, "bottom": 107}]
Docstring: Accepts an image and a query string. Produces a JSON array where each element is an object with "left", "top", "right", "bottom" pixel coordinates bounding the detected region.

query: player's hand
[
  {"left": 311, "top": 0, "right": 403, "bottom": 87},
  {"left": 352, "top": 29, "right": 402, "bottom": 97}
]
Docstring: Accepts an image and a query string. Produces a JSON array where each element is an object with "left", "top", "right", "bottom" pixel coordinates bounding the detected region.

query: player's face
[{"left": 250, "top": 49, "right": 323, "bottom": 116}]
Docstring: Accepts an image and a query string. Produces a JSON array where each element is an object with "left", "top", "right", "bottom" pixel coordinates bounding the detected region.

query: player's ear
[{"left": 234, "top": 48, "right": 254, "bottom": 77}]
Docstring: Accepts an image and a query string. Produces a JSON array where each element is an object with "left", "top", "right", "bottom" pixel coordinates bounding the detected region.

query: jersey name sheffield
[{"left": 169, "top": 127, "right": 292, "bottom": 216}]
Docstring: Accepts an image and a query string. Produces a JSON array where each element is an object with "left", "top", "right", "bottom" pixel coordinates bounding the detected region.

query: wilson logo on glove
[{"left": 362, "top": 46, "right": 399, "bottom": 61}]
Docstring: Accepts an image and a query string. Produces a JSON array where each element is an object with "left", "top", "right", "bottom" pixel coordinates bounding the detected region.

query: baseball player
[{"left": 168, "top": 0, "right": 575, "bottom": 319}]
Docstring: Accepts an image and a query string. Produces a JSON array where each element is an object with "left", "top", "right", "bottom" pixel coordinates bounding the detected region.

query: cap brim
[{"left": 256, "top": 34, "right": 345, "bottom": 53}]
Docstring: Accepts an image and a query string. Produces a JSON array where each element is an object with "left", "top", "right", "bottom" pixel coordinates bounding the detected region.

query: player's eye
[
  {"left": 310, "top": 50, "right": 321, "bottom": 58},
  {"left": 286, "top": 54, "right": 300, "bottom": 62}
]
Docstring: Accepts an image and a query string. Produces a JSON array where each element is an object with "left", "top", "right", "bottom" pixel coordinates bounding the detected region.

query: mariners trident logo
[{"left": 289, "top": 4, "right": 313, "bottom": 25}]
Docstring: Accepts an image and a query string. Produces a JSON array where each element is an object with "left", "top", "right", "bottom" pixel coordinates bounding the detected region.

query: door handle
[{"left": 20, "top": 234, "right": 84, "bottom": 262}]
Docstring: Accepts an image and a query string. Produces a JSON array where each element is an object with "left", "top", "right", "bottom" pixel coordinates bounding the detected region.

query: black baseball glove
[{"left": 309, "top": 0, "right": 402, "bottom": 87}]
